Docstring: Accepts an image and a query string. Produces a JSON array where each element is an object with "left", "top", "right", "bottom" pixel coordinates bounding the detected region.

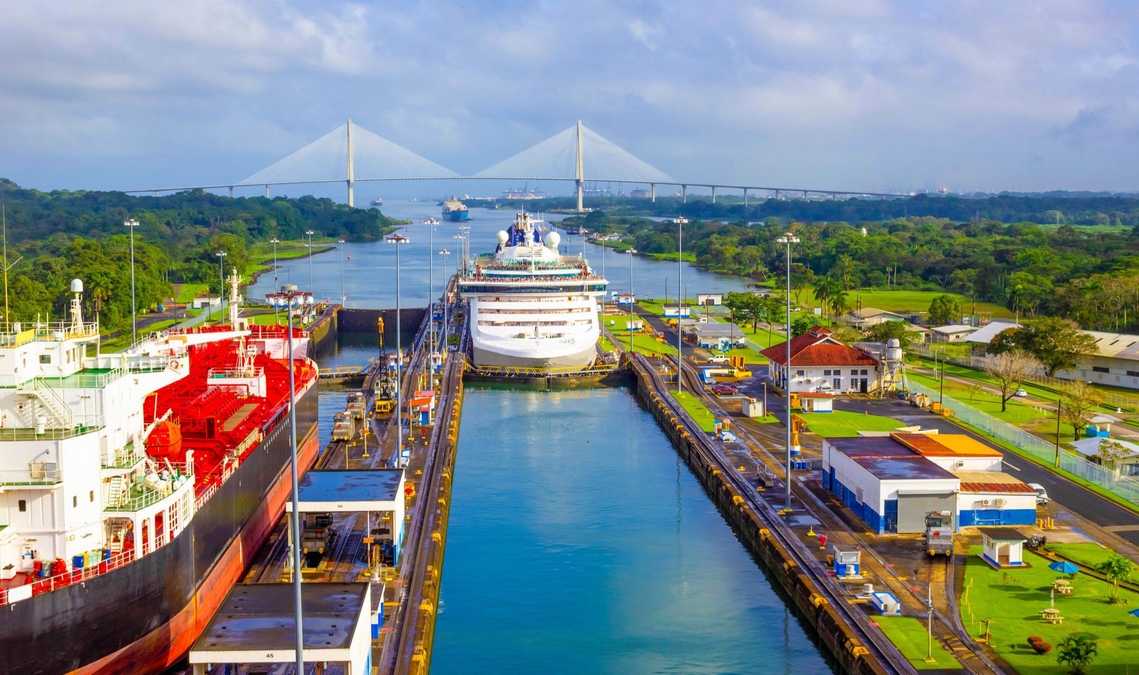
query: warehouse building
[{"left": 821, "top": 433, "right": 1037, "bottom": 534}]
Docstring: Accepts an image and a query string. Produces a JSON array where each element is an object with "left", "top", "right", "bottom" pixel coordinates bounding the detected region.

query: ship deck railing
[
  {"left": 0, "top": 547, "right": 137, "bottom": 608},
  {"left": 0, "top": 321, "right": 99, "bottom": 347},
  {"left": 0, "top": 422, "right": 103, "bottom": 443},
  {"left": 104, "top": 481, "right": 171, "bottom": 512},
  {"left": 101, "top": 442, "right": 146, "bottom": 470},
  {"left": 0, "top": 464, "right": 64, "bottom": 487}
]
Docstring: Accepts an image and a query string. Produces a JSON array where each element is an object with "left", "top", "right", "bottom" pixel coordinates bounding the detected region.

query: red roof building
[{"left": 761, "top": 327, "right": 880, "bottom": 394}]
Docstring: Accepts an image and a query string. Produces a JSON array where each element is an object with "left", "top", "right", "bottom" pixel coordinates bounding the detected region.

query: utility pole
[
  {"left": 305, "top": 230, "right": 315, "bottom": 296},
  {"left": 575, "top": 120, "right": 585, "bottom": 212},
  {"left": 676, "top": 217, "right": 688, "bottom": 394},
  {"left": 125, "top": 219, "right": 139, "bottom": 343},
  {"left": 777, "top": 232, "right": 800, "bottom": 511},
  {"left": 386, "top": 232, "right": 410, "bottom": 468},
  {"left": 339, "top": 239, "right": 346, "bottom": 306},
  {"left": 215, "top": 250, "right": 227, "bottom": 326},
  {"left": 346, "top": 119, "right": 355, "bottom": 207}
]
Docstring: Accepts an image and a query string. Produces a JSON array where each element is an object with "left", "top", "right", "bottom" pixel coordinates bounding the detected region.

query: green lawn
[
  {"left": 670, "top": 390, "right": 718, "bottom": 433},
  {"left": 800, "top": 409, "right": 905, "bottom": 437},
  {"left": 174, "top": 283, "right": 208, "bottom": 303},
  {"left": 958, "top": 546, "right": 1139, "bottom": 674},
  {"left": 602, "top": 314, "right": 677, "bottom": 355},
  {"left": 1044, "top": 543, "right": 1120, "bottom": 569},
  {"left": 598, "top": 333, "right": 617, "bottom": 353},
  {"left": 790, "top": 287, "right": 1013, "bottom": 319},
  {"left": 874, "top": 616, "right": 963, "bottom": 670}
]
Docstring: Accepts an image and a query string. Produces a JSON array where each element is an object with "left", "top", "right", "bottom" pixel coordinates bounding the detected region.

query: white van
[{"left": 1027, "top": 483, "right": 1049, "bottom": 505}]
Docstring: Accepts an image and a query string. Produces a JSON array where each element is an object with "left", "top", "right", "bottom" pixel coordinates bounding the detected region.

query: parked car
[
  {"left": 1015, "top": 388, "right": 1028, "bottom": 397},
  {"left": 706, "top": 355, "right": 730, "bottom": 364},
  {"left": 1027, "top": 482, "right": 1050, "bottom": 505},
  {"left": 712, "top": 383, "right": 738, "bottom": 396}
]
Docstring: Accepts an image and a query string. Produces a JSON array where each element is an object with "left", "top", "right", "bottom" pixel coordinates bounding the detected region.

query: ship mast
[{"left": 228, "top": 268, "right": 242, "bottom": 327}]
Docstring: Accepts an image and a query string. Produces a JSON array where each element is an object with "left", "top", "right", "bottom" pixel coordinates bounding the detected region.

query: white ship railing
[
  {"left": 0, "top": 547, "right": 136, "bottom": 608},
  {"left": 0, "top": 321, "right": 99, "bottom": 347},
  {"left": 0, "top": 423, "right": 101, "bottom": 442},
  {"left": 0, "top": 464, "right": 63, "bottom": 486}
]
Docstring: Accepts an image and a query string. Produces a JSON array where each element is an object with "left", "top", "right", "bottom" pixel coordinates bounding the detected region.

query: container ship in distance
[
  {"left": 442, "top": 198, "right": 470, "bottom": 221},
  {"left": 0, "top": 279, "right": 319, "bottom": 675},
  {"left": 459, "top": 212, "right": 608, "bottom": 369}
]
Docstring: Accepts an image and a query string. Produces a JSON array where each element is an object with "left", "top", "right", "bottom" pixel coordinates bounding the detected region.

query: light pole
[
  {"left": 776, "top": 232, "right": 799, "bottom": 511},
  {"left": 439, "top": 248, "right": 450, "bottom": 351},
  {"left": 338, "top": 239, "right": 347, "bottom": 307},
  {"left": 676, "top": 217, "right": 688, "bottom": 394},
  {"left": 125, "top": 219, "right": 139, "bottom": 344},
  {"left": 264, "top": 284, "right": 312, "bottom": 675},
  {"left": 425, "top": 219, "right": 439, "bottom": 355},
  {"left": 386, "top": 232, "right": 410, "bottom": 468},
  {"left": 453, "top": 233, "right": 465, "bottom": 273},
  {"left": 628, "top": 244, "right": 634, "bottom": 354},
  {"left": 459, "top": 225, "right": 471, "bottom": 264},
  {"left": 270, "top": 239, "right": 281, "bottom": 324},
  {"left": 305, "top": 230, "right": 315, "bottom": 296},
  {"left": 215, "top": 250, "right": 227, "bottom": 325}
]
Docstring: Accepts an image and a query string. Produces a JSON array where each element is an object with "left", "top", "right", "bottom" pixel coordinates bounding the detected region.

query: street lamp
[
  {"left": 458, "top": 225, "right": 471, "bottom": 264},
  {"left": 675, "top": 217, "right": 688, "bottom": 394},
  {"left": 776, "top": 231, "right": 799, "bottom": 511},
  {"left": 424, "top": 219, "right": 439, "bottom": 355},
  {"left": 338, "top": 239, "right": 346, "bottom": 306},
  {"left": 453, "top": 233, "right": 465, "bottom": 273},
  {"left": 305, "top": 230, "right": 315, "bottom": 296},
  {"left": 386, "top": 232, "right": 410, "bottom": 468},
  {"left": 124, "top": 220, "right": 139, "bottom": 344},
  {"left": 215, "top": 250, "right": 227, "bottom": 325},
  {"left": 438, "top": 248, "right": 450, "bottom": 351},
  {"left": 269, "top": 238, "right": 281, "bottom": 323},
  {"left": 263, "top": 283, "right": 313, "bottom": 675}
]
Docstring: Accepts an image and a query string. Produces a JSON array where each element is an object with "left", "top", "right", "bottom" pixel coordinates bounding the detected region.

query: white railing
[
  {"left": 907, "top": 379, "right": 1139, "bottom": 502},
  {"left": 0, "top": 464, "right": 63, "bottom": 486}
]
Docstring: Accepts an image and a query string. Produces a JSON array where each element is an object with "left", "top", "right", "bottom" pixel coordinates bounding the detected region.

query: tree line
[
  {"left": 567, "top": 210, "right": 1139, "bottom": 332},
  {"left": 0, "top": 179, "right": 397, "bottom": 330}
]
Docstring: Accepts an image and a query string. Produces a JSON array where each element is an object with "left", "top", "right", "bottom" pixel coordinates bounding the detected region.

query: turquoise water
[{"left": 432, "top": 386, "right": 832, "bottom": 675}]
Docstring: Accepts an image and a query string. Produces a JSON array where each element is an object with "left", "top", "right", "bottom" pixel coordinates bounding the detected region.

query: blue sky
[{"left": 2, "top": 0, "right": 1138, "bottom": 196}]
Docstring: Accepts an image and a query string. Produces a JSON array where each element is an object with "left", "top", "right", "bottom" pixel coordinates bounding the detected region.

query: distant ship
[
  {"left": 459, "top": 212, "right": 608, "bottom": 370},
  {"left": 370, "top": 198, "right": 383, "bottom": 207},
  {"left": 442, "top": 199, "right": 470, "bottom": 222}
]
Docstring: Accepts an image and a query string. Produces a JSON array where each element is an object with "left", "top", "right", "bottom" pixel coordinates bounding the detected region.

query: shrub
[
  {"left": 1027, "top": 636, "right": 1043, "bottom": 647},
  {"left": 1033, "top": 641, "right": 1052, "bottom": 655}
]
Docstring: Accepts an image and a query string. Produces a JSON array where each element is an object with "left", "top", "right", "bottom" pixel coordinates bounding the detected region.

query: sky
[{"left": 2, "top": 0, "right": 1139, "bottom": 197}]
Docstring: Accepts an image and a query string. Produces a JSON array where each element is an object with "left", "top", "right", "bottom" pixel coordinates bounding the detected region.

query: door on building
[
  {"left": 896, "top": 491, "right": 957, "bottom": 534},
  {"left": 860, "top": 378, "right": 868, "bottom": 393},
  {"left": 833, "top": 378, "right": 841, "bottom": 390}
]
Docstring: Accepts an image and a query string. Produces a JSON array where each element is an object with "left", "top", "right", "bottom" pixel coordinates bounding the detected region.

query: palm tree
[
  {"left": 1094, "top": 553, "right": 1134, "bottom": 603},
  {"left": 830, "top": 290, "right": 850, "bottom": 325},
  {"left": 813, "top": 277, "right": 838, "bottom": 319},
  {"left": 1056, "top": 635, "right": 1097, "bottom": 675}
]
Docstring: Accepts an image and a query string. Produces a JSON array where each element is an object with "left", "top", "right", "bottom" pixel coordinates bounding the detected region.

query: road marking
[{"left": 1003, "top": 460, "right": 1022, "bottom": 472}]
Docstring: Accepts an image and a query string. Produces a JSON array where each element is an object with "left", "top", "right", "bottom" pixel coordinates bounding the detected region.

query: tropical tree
[
  {"left": 830, "top": 289, "right": 850, "bottom": 324},
  {"left": 865, "top": 321, "right": 917, "bottom": 350},
  {"left": 1056, "top": 635, "right": 1097, "bottom": 675},
  {"left": 993, "top": 317, "right": 1098, "bottom": 377},
  {"left": 984, "top": 351, "right": 1039, "bottom": 412},
  {"left": 928, "top": 294, "right": 962, "bottom": 326},
  {"left": 1060, "top": 381, "right": 1102, "bottom": 440},
  {"left": 1094, "top": 554, "right": 1134, "bottom": 604}
]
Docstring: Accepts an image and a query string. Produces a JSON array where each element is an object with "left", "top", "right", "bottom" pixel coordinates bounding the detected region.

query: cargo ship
[
  {"left": 442, "top": 198, "right": 470, "bottom": 222},
  {"left": 0, "top": 276, "right": 319, "bottom": 675},
  {"left": 459, "top": 212, "right": 608, "bottom": 369}
]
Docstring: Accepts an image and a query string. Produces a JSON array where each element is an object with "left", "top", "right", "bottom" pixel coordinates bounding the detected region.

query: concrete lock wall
[{"left": 337, "top": 308, "right": 427, "bottom": 350}]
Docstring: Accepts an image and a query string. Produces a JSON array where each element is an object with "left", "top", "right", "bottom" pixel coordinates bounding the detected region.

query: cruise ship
[
  {"left": 0, "top": 275, "right": 319, "bottom": 674},
  {"left": 459, "top": 212, "right": 608, "bottom": 369},
  {"left": 442, "top": 198, "right": 470, "bottom": 221}
]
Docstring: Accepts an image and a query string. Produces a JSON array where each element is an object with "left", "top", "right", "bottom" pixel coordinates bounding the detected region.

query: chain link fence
[{"left": 907, "top": 379, "right": 1139, "bottom": 503}]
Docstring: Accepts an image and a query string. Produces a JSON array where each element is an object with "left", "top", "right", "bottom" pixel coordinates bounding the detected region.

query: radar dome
[
  {"left": 70, "top": 279, "right": 84, "bottom": 293},
  {"left": 544, "top": 232, "right": 561, "bottom": 249},
  {"left": 497, "top": 231, "right": 509, "bottom": 244}
]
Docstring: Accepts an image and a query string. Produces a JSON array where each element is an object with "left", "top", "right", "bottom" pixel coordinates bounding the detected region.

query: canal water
[
  {"left": 297, "top": 200, "right": 830, "bottom": 674},
  {"left": 430, "top": 386, "right": 832, "bottom": 675},
  {"left": 247, "top": 200, "right": 752, "bottom": 308}
]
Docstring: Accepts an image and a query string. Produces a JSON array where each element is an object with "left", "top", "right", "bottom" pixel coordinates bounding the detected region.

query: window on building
[
  {"left": 796, "top": 370, "right": 805, "bottom": 377},
  {"left": 18, "top": 499, "right": 27, "bottom": 512},
  {"left": 823, "top": 369, "right": 831, "bottom": 376},
  {"left": 73, "top": 496, "right": 78, "bottom": 508},
  {"left": 1127, "top": 371, "right": 1139, "bottom": 377},
  {"left": 39, "top": 354, "right": 51, "bottom": 364},
  {"left": 856, "top": 487, "right": 864, "bottom": 504},
  {"left": 1093, "top": 366, "right": 1110, "bottom": 373},
  {"left": 861, "top": 370, "right": 868, "bottom": 375},
  {"left": 89, "top": 490, "right": 95, "bottom": 503},
  {"left": 833, "top": 378, "right": 842, "bottom": 390}
]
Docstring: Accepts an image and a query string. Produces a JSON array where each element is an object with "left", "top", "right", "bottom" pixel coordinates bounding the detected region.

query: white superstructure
[{"left": 458, "top": 213, "right": 608, "bottom": 369}]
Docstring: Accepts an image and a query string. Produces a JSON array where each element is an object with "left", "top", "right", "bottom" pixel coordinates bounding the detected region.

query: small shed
[
  {"left": 870, "top": 591, "right": 902, "bottom": 616},
  {"left": 662, "top": 305, "right": 691, "bottom": 318},
  {"left": 979, "top": 527, "right": 1027, "bottom": 568},
  {"left": 742, "top": 398, "right": 765, "bottom": 418},
  {"left": 697, "top": 293, "right": 723, "bottom": 306},
  {"left": 800, "top": 392, "right": 834, "bottom": 413},
  {"left": 831, "top": 543, "right": 861, "bottom": 578}
]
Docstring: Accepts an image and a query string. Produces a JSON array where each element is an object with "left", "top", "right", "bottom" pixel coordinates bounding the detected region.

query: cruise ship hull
[
  {"left": 0, "top": 382, "right": 320, "bottom": 675},
  {"left": 472, "top": 342, "right": 597, "bottom": 369}
]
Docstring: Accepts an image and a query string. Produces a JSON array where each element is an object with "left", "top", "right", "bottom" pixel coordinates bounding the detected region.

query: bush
[
  {"left": 1027, "top": 636, "right": 1043, "bottom": 647},
  {"left": 1033, "top": 641, "right": 1052, "bottom": 655}
]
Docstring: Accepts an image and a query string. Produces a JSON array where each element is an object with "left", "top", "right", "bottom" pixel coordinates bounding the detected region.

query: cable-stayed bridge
[{"left": 126, "top": 120, "right": 902, "bottom": 208}]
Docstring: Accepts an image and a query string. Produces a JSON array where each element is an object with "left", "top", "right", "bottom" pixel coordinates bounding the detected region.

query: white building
[
  {"left": 822, "top": 433, "right": 1037, "bottom": 534},
  {"left": 1057, "top": 330, "right": 1139, "bottom": 390},
  {"left": 931, "top": 324, "right": 976, "bottom": 343},
  {"left": 761, "top": 326, "right": 879, "bottom": 394},
  {"left": 842, "top": 307, "right": 909, "bottom": 329}
]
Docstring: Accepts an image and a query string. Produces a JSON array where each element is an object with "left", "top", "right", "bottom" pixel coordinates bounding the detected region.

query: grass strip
[
  {"left": 874, "top": 616, "right": 963, "bottom": 671},
  {"left": 670, "top": 390, "right": 717, "bottom": 433}
]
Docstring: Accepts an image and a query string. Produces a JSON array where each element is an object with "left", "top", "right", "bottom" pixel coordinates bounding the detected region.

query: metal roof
[
  {"left": 286, "top": 469, "right": 405, "bottom": 512},
  {"left": 1083, "top": 330, "right": 1139, "bottom": 362},
  {"left": 979, "top": 527, "right": 1026, "bottom": 541},
  {"left": 854, "top": 456, "right": 958, "bottom": 481},
  {"left": 827, "top": 437, "right": 915, "bottom": 458},
  {"left": 965, "top": 321, "right": 1021, "bottom": 344}
]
